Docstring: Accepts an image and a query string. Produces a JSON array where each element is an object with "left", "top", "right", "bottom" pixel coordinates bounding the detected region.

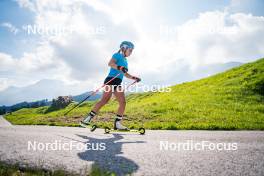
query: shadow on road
[{"left": 76, "top": 133, "right": 145, "bottom": 175}]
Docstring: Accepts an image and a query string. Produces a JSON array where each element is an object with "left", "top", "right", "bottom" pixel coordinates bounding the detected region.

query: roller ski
[
  {"left": 104, "top": 127, "right": 145, "bottom": 135},
  {"left": 104, "top": 119, "right": 145, "bottom": 135}
]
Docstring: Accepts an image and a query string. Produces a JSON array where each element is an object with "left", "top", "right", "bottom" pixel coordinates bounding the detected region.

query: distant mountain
[
  {"left": 0, "top": 79, "right": 101, "bottom": 106},
  {"left": 0, "top": 79, "right": 68, "bottom": 106},
  {"left": 0, "top": 90, "right": 102, "bottom": 114},
  {"left": 72, "top": 91, "right": 101, "bottom": 102},
  {"left": 0, "top": 99, "right": 51, "bottom": 115}
]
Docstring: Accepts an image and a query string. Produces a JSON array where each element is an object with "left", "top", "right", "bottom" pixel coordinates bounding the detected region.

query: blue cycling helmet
[{"left": 120, "top": 41, "right": 134, "bottom": 49}]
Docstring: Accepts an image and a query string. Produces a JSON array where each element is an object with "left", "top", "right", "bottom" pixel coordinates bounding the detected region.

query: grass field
[
  {"left": 4, "top": 58, "right": 264, "bottom": 130},
  {"left": 0, "top": 160, "right": 115, "bottom": 176}
]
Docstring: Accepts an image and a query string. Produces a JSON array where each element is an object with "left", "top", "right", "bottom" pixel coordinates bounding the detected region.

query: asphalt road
[{"left": 0, "top": 115, "right": 264, "bottom": 176}]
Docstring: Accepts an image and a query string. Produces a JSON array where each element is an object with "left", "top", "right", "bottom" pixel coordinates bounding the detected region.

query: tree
[{"left": 45, "top": 96, "right": 73, "bottom": 113}]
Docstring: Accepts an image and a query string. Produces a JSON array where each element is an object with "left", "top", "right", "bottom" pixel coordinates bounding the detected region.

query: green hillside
[{"left": 4, "top": 58, "right": 264, "bottom": 130}]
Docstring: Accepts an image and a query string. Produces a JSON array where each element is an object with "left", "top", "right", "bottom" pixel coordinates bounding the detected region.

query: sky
[{"left": 0, "top": 0, "right": 264, "bottom": 105}]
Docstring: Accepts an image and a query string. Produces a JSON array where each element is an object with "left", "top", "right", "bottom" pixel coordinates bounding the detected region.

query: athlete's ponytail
[{"left": 118, "top": 48, "right": 126, "bottom": 55}]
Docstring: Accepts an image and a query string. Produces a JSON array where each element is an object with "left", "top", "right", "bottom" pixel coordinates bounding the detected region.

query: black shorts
[{"left": 104, "top": 77, "right": 122, "bottom": 90}]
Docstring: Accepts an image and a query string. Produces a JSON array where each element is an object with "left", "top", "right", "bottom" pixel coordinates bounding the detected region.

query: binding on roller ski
[{"left": 64, "top": 41, "right": 145, "bottom": 135}]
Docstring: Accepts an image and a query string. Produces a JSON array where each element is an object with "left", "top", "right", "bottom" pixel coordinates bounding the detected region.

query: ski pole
[
  {"left": 125, "top": 80, "right": 138, "bottom": 90},
  {"left": 64, "top": 73, "right": 121, "bottom": 115}
]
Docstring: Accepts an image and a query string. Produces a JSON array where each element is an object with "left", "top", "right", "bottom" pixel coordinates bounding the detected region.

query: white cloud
[
  {"left": 138, "top": 11, "right": 264, "bottom": 70},
  {"left": 0, "top": 78, "right": 15, "bottom": 91},
  {"left": 0, "top": 44, "right": 57, "bottom": 73},
  {"left": 15, "top": 0, "right": 36, "bottom": 12}
]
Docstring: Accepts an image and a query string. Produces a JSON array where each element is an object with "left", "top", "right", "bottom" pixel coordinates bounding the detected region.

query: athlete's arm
[
  {"left": 108, "top": 58, "right": 128, "bottom": 73},
  {"left": 124, "top": 72, "right": 134, "bottom": 79},
  {"left": 108, "top": 58, "right": 118, "bottom": 69},
  {"left": 125, "top": 73, "right": 141, "bottom": 82}
]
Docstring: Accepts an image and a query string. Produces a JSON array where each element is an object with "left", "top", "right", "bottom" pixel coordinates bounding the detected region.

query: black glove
[
  {"left": 132, "top": 76, "right": 141, "bottom": 82},
  {"left": 117, "top": 66, "right": 128, "bottom": 73}
]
